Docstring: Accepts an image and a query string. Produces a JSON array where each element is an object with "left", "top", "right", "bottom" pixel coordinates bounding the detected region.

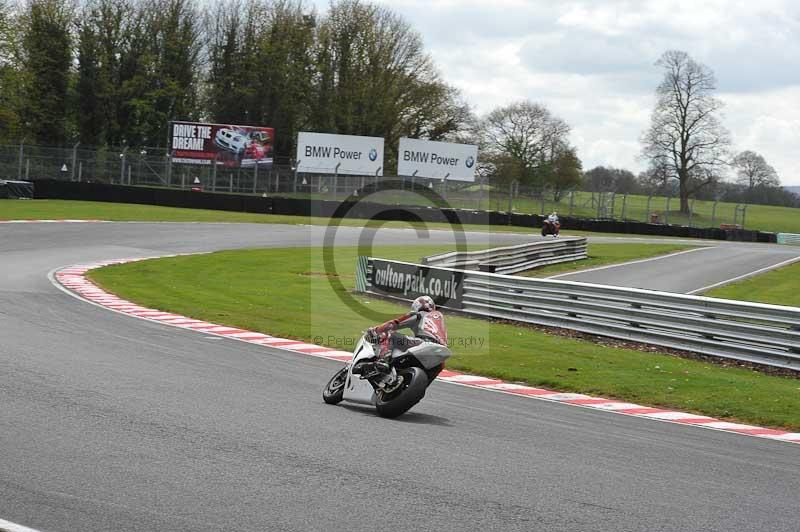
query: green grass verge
[
  {"left": 88, "top": 245, "right": 800, "bottom": 430},
  {"left": 706, "top": 260, "right": 800, "bottom": 307},
  {"left": 523, "top": 243, "right": 694, "bottom": 277},
  {"left": 0, "top": 199, "right": 677, "bottom": 238}
]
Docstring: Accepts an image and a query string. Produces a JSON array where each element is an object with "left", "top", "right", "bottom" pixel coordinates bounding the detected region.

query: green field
[
  {"left": 273, "top": 187, "right": 800, "bottom": 233},
  {"left": 88, "top": 245, "right": 800, "bottom": 430},
  {"left": 706, "top": 260, "right": 800, "bottom": 307},
  {"left": 524, "top": 243, "right": 695, "bottom": 277},
  {"left": 0, "top": 199, "right": 673, "bottom": 238}
]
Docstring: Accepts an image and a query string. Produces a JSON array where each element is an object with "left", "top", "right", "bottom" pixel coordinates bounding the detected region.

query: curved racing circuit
[{"left": 1, "top": 221, "right": 799, "bottom": 532}]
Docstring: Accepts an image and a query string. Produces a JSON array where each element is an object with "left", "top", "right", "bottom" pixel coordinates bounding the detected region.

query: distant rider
[
  {"left": 355, "top": 295, "right": 447, "bottom": 376},
  {"left": 547, "top": 211, "right": 559, "bottom": 225}
]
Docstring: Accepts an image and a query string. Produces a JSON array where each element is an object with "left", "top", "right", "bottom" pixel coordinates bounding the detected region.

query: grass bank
[
  {"left": 706, "top": 260, "right": 800, "bottom": 307},
  {"left": 524, "top": 243, "right": 694, "bottom": 277},
  {"left": 88, "top": 245, "right": 800, "bottom": 430}
]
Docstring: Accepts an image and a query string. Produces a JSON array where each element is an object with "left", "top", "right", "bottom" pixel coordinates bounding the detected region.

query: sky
[{"left": 310, "top": 0, "right": 800, "bottom": 185}]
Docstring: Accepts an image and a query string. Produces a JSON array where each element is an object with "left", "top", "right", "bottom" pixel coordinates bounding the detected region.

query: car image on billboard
[{"left": 170, "top": 121, "right": 274, "bottom": 169}]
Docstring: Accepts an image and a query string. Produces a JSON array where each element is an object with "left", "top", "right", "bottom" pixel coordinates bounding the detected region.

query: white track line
[
  {"left": 547, "top": 246, "right": 710, "bottom": 279},
  {"left": 687, "top": 255, "right": 800, "bottom": 294},
  {"left": 0, "top": 518, "right": 41, "bottom": 532}
]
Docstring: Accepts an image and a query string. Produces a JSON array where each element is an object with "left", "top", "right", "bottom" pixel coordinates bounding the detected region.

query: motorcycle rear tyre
[
  {"left": 375, "top": 367, "right": 428, "bottom": 418},
  {"left": 323, "top": 367, "right": 348, "bottom": 405}
]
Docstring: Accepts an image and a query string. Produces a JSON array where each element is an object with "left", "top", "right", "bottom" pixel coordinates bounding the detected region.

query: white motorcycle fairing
[{"left": 341, "top": 336, "right": 379, "bottom": 405}]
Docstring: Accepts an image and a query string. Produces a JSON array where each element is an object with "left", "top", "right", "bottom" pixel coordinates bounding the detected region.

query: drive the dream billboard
[
  {"left": 296, "top": 132, "right": 384, "bottom": 176},
  {"left": 397, "top": 138, "right": 478, "bottom": 182},
  {"left": 169, "top": 121, "right": 275, "bottom": 169}
]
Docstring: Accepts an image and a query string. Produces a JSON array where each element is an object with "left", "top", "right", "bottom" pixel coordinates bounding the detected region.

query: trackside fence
[{"left": 356, "top": 257, "right": 800, "bottom": 370}]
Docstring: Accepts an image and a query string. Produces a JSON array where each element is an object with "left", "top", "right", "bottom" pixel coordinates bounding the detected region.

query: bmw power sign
[
  {"left": 397, "top": 138, "right": 478, "bottom": 182},
  {"left": 296, "top": 132, "right": 384, "bottom": 176}
]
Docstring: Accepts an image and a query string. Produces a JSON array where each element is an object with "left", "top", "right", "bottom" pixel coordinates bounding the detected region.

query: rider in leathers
[{"left": 357, "top": 295, "right": 446, "bottom": 376}]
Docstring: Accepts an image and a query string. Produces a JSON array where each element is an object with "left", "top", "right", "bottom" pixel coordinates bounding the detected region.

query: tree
[
  {"left": 20, "top": 0, "right": 74, "bottom": 144},
  {"left": 583, "top": 166, "right": 637, "bottom": 193},
  {"left": 76, "top": 9, "right": 103, "bottom": 145},
  {"left": 731, "top": 150, "right": 780, "bottom": 190},
  {"left": 545, "top": 146, "right": 582, "bottom": 201},
  {"left": 482, "top": 100, "right": 571, "bottom": 188},
  {"left": 641, "top": 50, "right": 730, "bottom": 213},
  {"left": 0, "top": 0, "right": 24, "bottom": 141}
]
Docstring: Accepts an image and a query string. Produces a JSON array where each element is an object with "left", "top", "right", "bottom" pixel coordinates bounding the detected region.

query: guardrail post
[
  {"left": 119, "top": 149, "right": 127, "bottom": 185},
  {"left": 711, "top": 200, "right": 718, "bottom": 227},
  {"left": 253, "top": 163, "right": 259, "bottom": 193},
  {"left": 665, "top": 195, "right": 671, "bottom": 225},
  {"left": 71, "top": 142, "right": 79, "bottom": 181},
  {"left": 333, "top": 163, "right": 341, "bottom": 199},
  {"left": 741, "top": 205, "right": 748, "bottom": 229},
  {"left": 630, "top": 303, "right": 642, "bottom": 327},
  {"left": 621, "top": 194, "right": 628, "bottom": 220},
  {"left": 646, "top": 194, "right": 652, "bottom": 222},
  {"left": 689, "top": 198, "right": 695, "bottom": 227},
  {"left": 18, "top": 142, "right": 24, "bottom": 180},
  {"left": 569, "top": 190, "right": 575, "bottom": 216},
  {"left": 567, "top": 295, "right": 579, "bottom": 317},
  {"left": 540, "top": 188, "right": 546, "bottom": 215}
]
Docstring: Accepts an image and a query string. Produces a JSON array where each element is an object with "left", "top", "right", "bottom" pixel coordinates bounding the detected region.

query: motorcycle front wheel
[
  {"left": 322, "top": 367, "right": 348, "bottom": 405},
  {"left": 375, "top": 367, "right": 428, "bottom": 418}
]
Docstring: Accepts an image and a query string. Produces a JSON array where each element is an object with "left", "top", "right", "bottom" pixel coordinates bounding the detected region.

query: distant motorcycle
[
  {"left": 322, "top": 332, "right": 451, "bottom": 418},
  {"left": 541, "top": 219, "right": 561, "bottom": 237}
]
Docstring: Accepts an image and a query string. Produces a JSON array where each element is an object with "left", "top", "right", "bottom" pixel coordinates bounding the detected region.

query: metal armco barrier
[
  {"left": 777, "top": 233, "right": 800, "bottom": 245},
  {"left": 420, "top": 237, "right": 588, "bottom": 274},
  {"left": 356, "top": 257, "right": 800, "bottom": 370}
]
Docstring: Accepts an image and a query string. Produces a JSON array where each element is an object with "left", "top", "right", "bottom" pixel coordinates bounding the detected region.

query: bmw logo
[
  {"left": 465, "top": 156, "right": 475, "bottom": 168},
  {"left": 369, "top": 149, "right": 378, "bottom": 161}
]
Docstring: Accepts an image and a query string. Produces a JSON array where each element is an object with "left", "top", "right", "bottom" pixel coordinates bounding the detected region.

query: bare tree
[
  {"left": 483, "top": 100, "right": 571, "bottom": 187},
  {"left": 641, "top": 50, "right": 730, "bottom": 213},
  {"left": 731, "top": 150, "right": 780, "bottom": 190}
]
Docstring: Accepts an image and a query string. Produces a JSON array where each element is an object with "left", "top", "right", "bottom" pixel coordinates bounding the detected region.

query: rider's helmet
[{"left": 411, "top": 295, "right": 435, "bottom": 313}]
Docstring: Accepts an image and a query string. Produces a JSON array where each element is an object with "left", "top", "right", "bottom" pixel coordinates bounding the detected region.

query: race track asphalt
[
  {"left": 553, "top": 237, "right": 800, "bottom": 293},
  {"left": 1, "top": 222, "right": 798, "bottom": 532}
]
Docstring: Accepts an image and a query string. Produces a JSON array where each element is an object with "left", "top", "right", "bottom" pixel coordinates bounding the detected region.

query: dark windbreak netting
[{"left": 0, "top": 180, "right": 34, "bottom": 199}]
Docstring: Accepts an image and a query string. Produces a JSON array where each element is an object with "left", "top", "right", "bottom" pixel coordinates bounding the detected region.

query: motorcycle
[
  {"left": 322, "top": 333, "right": 451, "bottom": 418},
  {"left": 541, "top": 219, "right": 561, "bottom": 237}
]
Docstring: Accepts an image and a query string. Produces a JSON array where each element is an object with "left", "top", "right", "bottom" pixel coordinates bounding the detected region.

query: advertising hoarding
[
  {"left": 169, "top": 121, "right": 275, "bottom": 169},
  {"left": 397, "top": 138, "right": 478, "bottom": 182},
  {"left": 369, "top": 259, "right": 464, "bottom": 309},
  {"left": 296, "top": 132, "right": 384, "bottom": 176}
]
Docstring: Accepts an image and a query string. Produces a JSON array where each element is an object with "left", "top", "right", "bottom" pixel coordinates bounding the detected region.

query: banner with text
[
  {"left": 368, "top": 259, "right": 464, "bottom": 309},
  {"left": 296, "top": 132, "right": 384, "bottom": 176},
  {"left": 169, "top": 121, "right": 275, "bottom": 169},
  {"left": 397, "top": 138, "right": 477, "bottom": 181}
]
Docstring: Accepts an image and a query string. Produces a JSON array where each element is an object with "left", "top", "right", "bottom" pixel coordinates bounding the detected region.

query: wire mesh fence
[{"left": 1, "top": 142, "right": 749, "bottom": 228}]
